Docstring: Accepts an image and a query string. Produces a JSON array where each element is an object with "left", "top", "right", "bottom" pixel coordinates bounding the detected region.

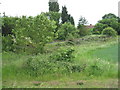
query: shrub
[
  {"left": 57, "top": 22, "right": 78, "bottom": 40},
  {"left": 85, "top": 58, "right": 117, "bottom": 77},
  {"left": 23, "top": 51, "right": 83, "bottom": 77},
  {"left": 12, "top": 14, "right": 57, "bottom": 54},
  {"left": 92, "top": 23, "right": 108, "bottom": 34},
  {"left": 78, "top": 25, "right": 90, "bottom": 36},
  {"left": 50, "top": 47, "right": 75, "bottom": 62},
  {"left": 2, "top": 16, "right": 19, "bottom": 36},
  {"left": 102, "top": 27, "right": 117, "bottom": 37},
  {"left": 2, "top": 35, "right": 14, "bottom": 51}
]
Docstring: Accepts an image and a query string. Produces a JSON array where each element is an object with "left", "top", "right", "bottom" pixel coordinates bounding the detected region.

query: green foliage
[
  {"left": 68, "top": 14, "right": 75, "bottom": 25},
  {"left": 85, "top": 58, "right": 117, "bottom": 77},
  {"left": 24, "top": 57, "right": 82, "bottom": 77},
  {"left": 102, "top": 13, "right": 118, "bottom": 19},
  {"left": 50, "top": 48, "right": 75, "bottom": 62},
  {"left": 78, "top": 25, "right": 90, "bottom": 36},
  {"left": 12, "top": 14, "right": 57, "bottom": 54},
  {"left": 44, "top": 12, "right": 60, "bottom": 24},
  {"left": 57, "top": 22, "right": 78, "bottom": 40},
  {"left": 93, "top": 23, "right": 108, "bottom": 34},
  {"left": 117, "top": 23, "right": 120, "bottom": 34},
  {"left": 102, "top": 27, "right": 117, "bottom": 37},
  {"left": 0, "top": 17, "right": 2, "bottom": 31},
  {"left": 77, "top": 17, "right": 89, "bottom": 36},
  {"left": 94, "top": 13, "right": 119, "bottom": 35},
  {"left": 23, "top": 47, "right": 83, "bottom": 76},
  {"left": 49, "top": 2, "right": 60, "bottom": 12},
  {"left": 61, "top": 6, "right": 75, "bottom": 25},
  {"left": 99, "top": 18, "right": 118, "bottom": 31},
  {"left": 44, "top": 12, "right": 61, "bottom": 33},
  {"left": 2, "top": 35, "right": 14, "bottom": 51},
  {"left": 77, "top": 16, "right": 88, "bottom": 28},
  {"left": 3, "top": 37, "right": 118, "bottom": 87},
  {"left": 2, "top": 16, "right": 19, "bottom": 36},
  {"left": 61, "top": 6, "right": 69, "bottom": 24}
]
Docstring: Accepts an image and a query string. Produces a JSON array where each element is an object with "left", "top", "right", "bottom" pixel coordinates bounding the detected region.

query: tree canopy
[{"left": 49, "top": 2, "right": 60, "bottom": 12}]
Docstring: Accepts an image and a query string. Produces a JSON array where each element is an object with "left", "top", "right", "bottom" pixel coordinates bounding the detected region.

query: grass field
[
  {"left": 91, "top": 44, "right": 118, "bottom": 62},
  {"left": 2, "top": 35, "right": 118, "bottom": 88}
]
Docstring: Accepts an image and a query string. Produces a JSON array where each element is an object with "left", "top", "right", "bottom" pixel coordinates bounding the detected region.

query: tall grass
[{"left": 2, "top": 36, "right": 118, "bottom": 88}]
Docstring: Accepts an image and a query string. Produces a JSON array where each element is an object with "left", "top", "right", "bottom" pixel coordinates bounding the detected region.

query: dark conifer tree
[{"left": 49, "top": 1, "right": 59, "bottom": 12}]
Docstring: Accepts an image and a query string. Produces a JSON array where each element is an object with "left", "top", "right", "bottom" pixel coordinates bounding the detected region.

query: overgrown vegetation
[
  {"left": 2, "top": 36, "right": 118, "bottom": 88},
  {"left": 1, "top": 1, "right": 119, "bottom": 88},
  {"left": 102, "top": 27, "right": 117, "bottom": 37}
]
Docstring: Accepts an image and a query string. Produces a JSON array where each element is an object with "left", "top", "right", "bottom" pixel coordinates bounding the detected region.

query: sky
[{"left": 0, "top": 0, "right": 119, "bottom": 26}]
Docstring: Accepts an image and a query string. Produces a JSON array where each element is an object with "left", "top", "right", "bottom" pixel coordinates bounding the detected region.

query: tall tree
[
  {"left": 68, "top": 14, "right": 75, "bottom": 25},
  {"left": 61, "top": 6, "right": 69, "bottom": 24},
  {"left": 2, "top": 16, "right": 19, "bottom": 36},
  {"left": 12, "top": 14, "right": 57, "bottom": 53},
  {"left": 77, "top": 16, "right": 89, "bottom": 36},
  {"left": 93, "top": 13, "right": 120, "bottom": 35},
  {"left": 44, "top": 12, "right": 61, "bottom": 34},
  {"left": 69, "top": 16, "right": 75, "bottom": 25},
  {"left": 49, "top": 2, "right": 59, "bottom": 12},
  {"left": 61, "top": 6, "right": 75, "bottom": 25},
  {"left": 77, "top": 16, "right": 88, "bottom": 29},
  {"left": 102, "top": 13, "right": 117, "bottom": 19},
  {"left": 57, "top": 22, "right": 78, "bottom": 40}
]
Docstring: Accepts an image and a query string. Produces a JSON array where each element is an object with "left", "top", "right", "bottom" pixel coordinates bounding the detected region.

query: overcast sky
[{"left": 0, "top": 0, "right": 119, "bottom": 25}]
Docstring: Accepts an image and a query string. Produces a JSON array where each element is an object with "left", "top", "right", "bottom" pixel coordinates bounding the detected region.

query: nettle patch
[{"left": 22, "top": 48, "right": 86, "bottom": 76}]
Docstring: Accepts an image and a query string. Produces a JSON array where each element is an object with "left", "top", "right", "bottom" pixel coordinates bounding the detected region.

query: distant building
[{"left": 49, "top": 0, "right": 58, "bottom": 2}]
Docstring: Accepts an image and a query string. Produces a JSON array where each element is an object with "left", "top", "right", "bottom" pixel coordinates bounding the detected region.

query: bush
[
  {"left": 57, "top": 22, "right": 78, "bottom": 40},
  {"left": 85, "top": 58, "right": 117, "bottom": 77},
  {"left": 50, "top": 48, "right": 75, "bottom": 62},
  {"left": 12, "top": 14, "right": 57, "bottom": 54},
  {"left": 92, "top": 23, "right": 108, "bottom": 34},
  {"left": 2, "top": 35, "right": 14, "bottom": 51},
  {"left": 23, "top": 49, "right": 83, "bottom": 77},
  {"left": 2, "top": 16, "right": 19, "bottom": 36},
  {"left": 78, "top": 25, "right": 90, "bottom": 36},
  {"left": 102, "top": 27, "right": 117, "bottom": 37}
]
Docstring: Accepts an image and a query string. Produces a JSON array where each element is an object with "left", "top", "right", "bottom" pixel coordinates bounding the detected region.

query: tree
[
  {"left": 102, "top": 13, "right": 118, "bottom": 19},
  {"left": 118, "top": 17, "right": 120, "bottom": 23},
  {"left": 12, "top": 14, "right": 57, "bottom": 54},
  {"left": 77, "top": 16, "right": 89, "bottom": 36},
  {"left": 93, "top": 13, "right": 120, "bottom": 35},
  {"left": 2, "top": 16, "right": 19, "bottom": 36},
  {"left": 102, "top": 27, "right": 117, "bottom": 37},
  {"left": 68, "top": 15, "right": 75, "bottom": 25},
  {"left": 61, "top": 6, "right": 75, "bottom": 25},
  {"left": 44, "top": 12, "right": 61, "bottom": 33},
  {"left": 61, "top": 6, "right": 69, "bottom": 24},
  {"left": 93, "top": 23, "right": 108, "bottom": 34},
  {"left": 77, "top": 16, "right": 88, "bottom": 29},
  {"left": 57, "top": 22, "right": 78, "bottom": 40},
  {"left": 98, "top": 18, "right": 118, "bottom": 33},
  {"left": 49, "top": 2, "right": 59, "bottom": 12}
]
